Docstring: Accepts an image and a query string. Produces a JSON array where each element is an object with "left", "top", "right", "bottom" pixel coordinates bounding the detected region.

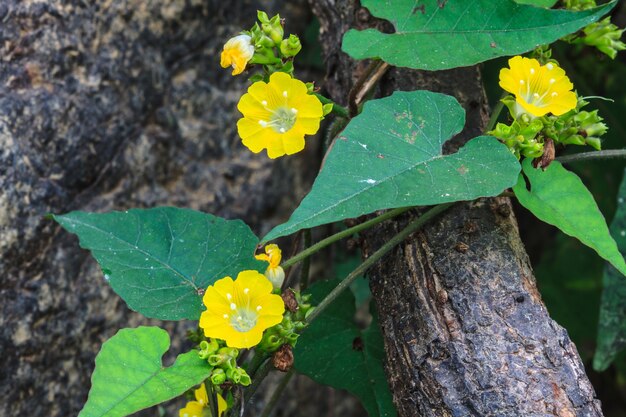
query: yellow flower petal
[
  {"left": 217, "top": 393, "right": 228, "bottom": 417},
  {"left": 179, "top": 401, "right": 205, "bottom": 417},
  {"left": 499, "top": 56, "right": 577, "bottom": 118},
  {"left": 220, "top": 34, "right": 255, "bottom": 76},
  {"left": 281, "top": 127, "right": 306, "bottom": 155},
  {"left": 199, "top": 271, "right": 285, "bottom": 348},
  {"left": 194, "top": 383, "right": 209, "bottom": 406},
  {"left": 236, "top": 72, "right": 323, "bottom": 158}
]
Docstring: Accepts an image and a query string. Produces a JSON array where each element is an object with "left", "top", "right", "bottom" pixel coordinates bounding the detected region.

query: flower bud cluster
[
  {"left": 244, "top": 11, "right": 303, "bottom": 78},
  {"left": 257, "top": 290, "right": 314, "bottom": 352},
  {"left": 490, "top": 96, "right": 607, "bottom": 159},
  {"left": 197, "top": 339, "right": 252, "bottom": 387},
  {"left": 562, "top": 1, "right": 625, "bottom": 59},
  {"left": 567, "top": 17, "right": 626, "bottom": 59}
]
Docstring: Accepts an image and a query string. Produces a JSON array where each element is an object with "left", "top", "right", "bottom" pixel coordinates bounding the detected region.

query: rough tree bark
[
  {"left": 311, "top": 1, "right": 604, "bottom": 416},
  {"left": 0, "top": 1, "right": 332, "bottom": 416}
]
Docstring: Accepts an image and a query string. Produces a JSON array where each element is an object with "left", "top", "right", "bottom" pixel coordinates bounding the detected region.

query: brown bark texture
[
  {"left": 310, "top": 0, "right": 604, "bottom": 416},
  {"left": 0, "top": 1, "right": 326, "bottom": 415}
]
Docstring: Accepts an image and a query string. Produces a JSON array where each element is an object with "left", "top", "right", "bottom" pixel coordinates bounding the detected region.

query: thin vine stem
[
  {"left": 556, "top": 149, "right": 626, "bottom": 164},
  {"left": 281, "top": 206, "right": 412, "bottom": 269},
  {"left": 259, "top": 369, "right": 295, "bottom": 417},
  {"left": 485, "top": 91, "right": 509, "bottom": 132},
  {"left": 207, "top": 382, "right": 219, "bottom": 417},
  {"left": 299, "top": 229, "right": 312, "bottom": 290},
  {"left": 306, "top": 203, "right": 453, "bottom": 324},
  {"left": 243, "top": 358, "right": 273, "bottom": 406}
]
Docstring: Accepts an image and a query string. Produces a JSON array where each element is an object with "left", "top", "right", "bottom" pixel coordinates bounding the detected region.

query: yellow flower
[
  {"left": 499, "top": 56, "right": 577, "bottom": 117},
  {"left": 220, "top": 34, "right": 255, "bottom": 75},
  {"left": 179, "top": 383, "right": 227, "bottom": 417},
  {"left": 255, "top": 244, "right": 285, "bottom": 290},
  {"left": 200, "top": 271, "right": 285, "bottom": 348},
  {"left": 236, "top": 72, "right": 323, "bottom": 159}
]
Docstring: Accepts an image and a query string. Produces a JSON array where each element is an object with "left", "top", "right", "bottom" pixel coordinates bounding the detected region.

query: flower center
[
  {"left": 229, "top": 307, "right": 258, "bottom": 332},
  {"left": 267, "top": 106, "right": 297, "bottom": 133}
]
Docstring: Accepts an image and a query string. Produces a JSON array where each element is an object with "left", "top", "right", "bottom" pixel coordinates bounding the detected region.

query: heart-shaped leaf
[
  {"left": 79, "top": 326, "right": 211, "bottom": 417},
  {"left": 53, "top": 207, "right": 264, "bottom": 320},
  {"left": 594, "top": 168, "right": 626, "bottom": 371},
  {"left": 514, "top": 159, "right": 626, "bottom": 277},
  {"left": 342, "top": 0, "right": 615, "bottom": 70},
  {"left": 295, "top": 279, "right": 397, "bottom": 417},
  {"left": 264, "top": 91, "right": 520, "bottom": 241}
]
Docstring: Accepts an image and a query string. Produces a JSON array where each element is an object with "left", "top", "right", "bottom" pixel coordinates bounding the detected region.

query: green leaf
[
  {"left": 342, "top": 0, "right": 615, "bottom": 70},
  {"left": 264, "top": 90, "right": 520, "bottom": 241},
  {"left": 514, "top": 0, "right": 558, "bottom": 7},
  {"left": 79, "top": 327, "right": 211, "bottom": 417},
  {"left": 53, "top": 207, "right": 264, "bottom": 320},
  {"left": 295, "top": 279, "right": 397, "bottom": 417},
  {"left": 594, "top": 169, "right": 626, "bottom": 371},
  {"left": 514, "top": 159, "right": 626, "bottom": 277}
]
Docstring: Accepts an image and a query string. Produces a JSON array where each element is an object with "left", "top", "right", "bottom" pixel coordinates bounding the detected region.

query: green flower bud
[
  {"left": 210, "top": 368, "right": 227, "bottom": 385},
  {"left": 226, "top": 367, "right": 251, "bottom": 386},
  {"left": 585, "top": 137, "right": 602, "bottom": 151},
  {"left": 280, "top": 34, "right": 302, "bottom": 57},
  {"left": 208, "top": 353, "right": 226, "bottom": 367},
  {"left": 257, "top": 10, "right": 270, "bottom": 24}
]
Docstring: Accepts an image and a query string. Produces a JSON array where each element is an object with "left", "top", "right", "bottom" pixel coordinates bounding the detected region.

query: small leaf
[
  {"left": 264, "top": 91, "right": 520, "bottom": 241},
  {"left": 513, "top": 159, "right": 626, "bottom": 276},
  {"left": 53, "top": 207, "right": 264, "bottom": 320},
  {"left": 594, "top": 169, "right": 626, "bottom": 371},
  {"left": 79, "top": 327, "right": 211, "bottom": 417},
  {"left": 295, "top": 279, "right": 397, "bottom": 417},
  {"left": 342, "top": 0, "right": 615, "bottom": 70}
]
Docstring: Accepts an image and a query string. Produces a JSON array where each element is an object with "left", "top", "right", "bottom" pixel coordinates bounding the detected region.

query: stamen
[
  {"left": 237, "top": 316, "right": 243, "bottom": 321},
  {"left": 533, "top": 93, "right": 540, "bottom": 98},
  {"left": 547, "top": 63, "right": 554, "bottom": 70},
  {"left": 261, "top": 100, "right": 268, "bottom": 106},
  {"left": 279, "top": 127, "right": 286, "bottom": 133},
  {"left": 530, "top": 68, "right": 535, "bottom": 75},
  {"left": 223, "top": 314, "right": 229, "bottom": 319},
  {"left": 230, "top": 303, "right": 237, "bottom": 310},
  {"left": 244, "top": 288, "right": 249, "bottom": 294},
  {"left": 256, "top": 306, "right": 262, "bottom": 311},
  {"left": 282, "top": 91, "right": 288, "bottom": 97},
  {"left": 259, "top": 120, "right": 267, "bottom": 127},
  {"left": 551, "top": 92, "right": 558, "bottom": 97},
  {"left": 519, "top": 80, "right": 525, "bottom": 85},
  {"left": 291, "top": 108, "right": 298, "bottom": 114},
  {"left": 549, "top": 78, "right": 555, "bottom": 84},
  {"left": 226, "top": 293, "right": 232, "bottom": 300}
]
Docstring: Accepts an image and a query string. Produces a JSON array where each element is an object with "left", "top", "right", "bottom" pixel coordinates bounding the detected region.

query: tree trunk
[
  {"left": 310, "top": 1, "right": 604, "bottom": 416},
  {"left": 0, "top": 1, "right": 323, "bottom": 415}
]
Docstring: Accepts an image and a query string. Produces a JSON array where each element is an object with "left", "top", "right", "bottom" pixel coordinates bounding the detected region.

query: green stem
[
  {"left": 244, "top": 358, "right": 273, "bottom": 406},
  {"left": 299, "top": 230, "right": 312, "bottom": 290},
  {"left": 306, "top": 203, "right": 453, "bottom": 324},
  {"left": 259, "top": 369, "right": 295, "bottom": 417},
  {"left": 485, "top": 91, "right": 509, "bottom": 132},
  {"left": 281, "top": 206, "right": 412, "bottom": 269},
  {"left": 207, "top": 382, "right": 219, "bottom": 417},
  {"left": 556, "top": 149, "right": 626, "bottom": 164},
  {"left": 314, "top": 93, "right": 349, "bottom": 118},
  {"left": 246, "top": 351, "right": 269, "bottom": 377}
]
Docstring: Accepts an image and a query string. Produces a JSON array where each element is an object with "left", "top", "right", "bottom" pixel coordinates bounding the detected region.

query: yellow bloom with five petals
[
  {"left": 220, "top": 34, "right": 255, "bottom": 76},
  {"left": 499, "top": 56, "right": 577, "bottom": 117},
  {"left": 255, "top": 244, "right": 285, "bottom": 290},
  {"left": 199, "top": 271, "right": 285, "bottom": 348},
  {"left": 179, "top": 383, "right": 227, "bottom": 417},
  {"left": 236, "top": 71, "right": 323, "bottom": 158}
]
